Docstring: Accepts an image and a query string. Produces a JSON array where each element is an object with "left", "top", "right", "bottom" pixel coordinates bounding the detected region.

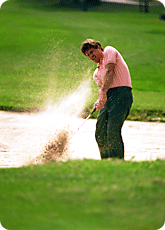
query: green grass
[
  {"left": 0, "top": 1, "right": 165, "bottom": 120},
  {"left": 0, "top": 4, "right": 165, "bottom": 229},
  {"left": 0, "top": 160, "right": 165, "bottom": 230}
]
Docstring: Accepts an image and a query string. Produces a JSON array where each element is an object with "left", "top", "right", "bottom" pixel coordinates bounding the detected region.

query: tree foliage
[
  {"left": 139, "top": 0, "right": 153, "bottom": 13},
  {"left": 56, "top": 0, "right": 101, "bottom": 10}
]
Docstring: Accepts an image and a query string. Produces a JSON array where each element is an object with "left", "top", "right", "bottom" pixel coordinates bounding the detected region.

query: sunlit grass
[
  {"left": 0, "top": 1, "right": 165, "bottom": 116},
  {"left": 0, "top": 160, "right": 165, "bottom": 230}
]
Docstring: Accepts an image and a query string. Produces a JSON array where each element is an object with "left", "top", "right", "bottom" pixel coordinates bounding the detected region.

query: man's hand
[{"left": 94, "top": 89, "right": 107, "bottom": 111}]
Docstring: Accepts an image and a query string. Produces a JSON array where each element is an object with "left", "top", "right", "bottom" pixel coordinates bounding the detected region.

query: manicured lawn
[
  {"left": 0, "top": 4, "right": 165, "bottom": 230},
  {"left": 0, "top": 1, "right": 165, "bottom": 120},
  {"left": 0, "top": 160, "right": 165, "bottom": 230}
]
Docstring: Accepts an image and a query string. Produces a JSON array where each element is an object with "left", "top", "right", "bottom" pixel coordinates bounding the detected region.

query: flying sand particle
[
  {"left": 35, "top": 129, "right": 70, "bottom": 163},
  {"left": 26, "top": 79, "right": 92, "bottom": 166}
]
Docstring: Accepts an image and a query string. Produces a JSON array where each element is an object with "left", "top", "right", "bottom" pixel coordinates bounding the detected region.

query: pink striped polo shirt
[{"left": 93, "top": 46, "right": 132, "bottom": 89}]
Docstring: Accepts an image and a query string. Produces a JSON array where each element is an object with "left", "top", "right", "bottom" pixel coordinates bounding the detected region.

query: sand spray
[{"left": 27, "top": 79, "right": 94, "bottom": 165}]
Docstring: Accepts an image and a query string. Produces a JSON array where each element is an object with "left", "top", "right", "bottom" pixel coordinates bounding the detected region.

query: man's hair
[{"left": 81, "top": 39, "right": 103, "bottom": 55}]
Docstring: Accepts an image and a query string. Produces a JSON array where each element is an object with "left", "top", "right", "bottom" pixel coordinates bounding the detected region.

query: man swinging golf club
[{"left": 81, "top": 39, "right": 133, "bottom": 159}]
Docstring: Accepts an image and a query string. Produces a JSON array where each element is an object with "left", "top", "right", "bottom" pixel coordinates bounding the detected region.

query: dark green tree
[
  {"left": 82, "top": 0, "right": 100, "bottom": 11},
  {"left": 138, "top": 0, "right": 152, "bottom": 13}
]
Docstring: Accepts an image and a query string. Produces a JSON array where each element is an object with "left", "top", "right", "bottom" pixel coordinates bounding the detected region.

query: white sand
[{"left": 0, "top": 111, "right": 165, "bottom": 168}]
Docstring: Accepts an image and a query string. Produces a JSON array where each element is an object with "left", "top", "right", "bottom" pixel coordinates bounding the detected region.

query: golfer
[{"left": 81, "top": 39, "right": 133, "bottom": 159}]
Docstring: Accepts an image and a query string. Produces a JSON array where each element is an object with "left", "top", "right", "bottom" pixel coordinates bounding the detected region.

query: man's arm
[
  {"left": 101, "top": 63, "right": 115, "bottom": 93},
  {"left": 94, "top": 63, "right": 115, "bottom": 111}
]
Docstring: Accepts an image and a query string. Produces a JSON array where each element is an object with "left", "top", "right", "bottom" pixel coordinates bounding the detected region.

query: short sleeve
[{"left": 104, "top": 46, "right": 117, "bottom": 66}]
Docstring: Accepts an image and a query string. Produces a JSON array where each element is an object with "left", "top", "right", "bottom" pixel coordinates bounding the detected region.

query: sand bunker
[
  {"left": 0, "top": 81, "right": 165, "bottom": 168},
  {"left": 0, "top": 110, "right": 165, "bottom": 168}
]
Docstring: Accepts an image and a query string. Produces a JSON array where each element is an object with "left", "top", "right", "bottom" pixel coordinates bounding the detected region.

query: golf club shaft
[{"left": 72, "top": 108, "right": 96, "bottom": 137}]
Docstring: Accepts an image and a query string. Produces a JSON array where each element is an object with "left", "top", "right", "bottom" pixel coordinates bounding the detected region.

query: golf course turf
[
  {"left": 0, "top": 0, "right": 165, "bottom": 121},
  {"left": 0, "top": 160, "right": 165, "bottom": 230},
  {"left": 0, "top": 1, "right": 165, "bottom": 229}
]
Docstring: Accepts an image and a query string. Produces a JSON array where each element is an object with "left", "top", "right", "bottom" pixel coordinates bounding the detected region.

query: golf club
[{"left": 71, "top": 108, "right": 96, "bottom": 138}]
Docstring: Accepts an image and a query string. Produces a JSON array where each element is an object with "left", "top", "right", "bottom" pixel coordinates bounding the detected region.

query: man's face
[{"left": 85, "top": 46, "right": 103, "bottom": 63}]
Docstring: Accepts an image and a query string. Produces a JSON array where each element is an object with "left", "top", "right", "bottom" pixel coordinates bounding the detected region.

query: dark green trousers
[{"left": 95, "top": 87, "right": 133, "bottom": 159}]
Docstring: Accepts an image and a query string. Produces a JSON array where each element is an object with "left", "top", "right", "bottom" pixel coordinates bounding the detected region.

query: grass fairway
[
  {"left": 0, "top": 3, "right": 165, "bottom": 230},
  {"left": 0, "top": 1, "right": 165, "bottom": 120},
  {"left": 0, "top": 160, "right": 165, "bottom": 229}
]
